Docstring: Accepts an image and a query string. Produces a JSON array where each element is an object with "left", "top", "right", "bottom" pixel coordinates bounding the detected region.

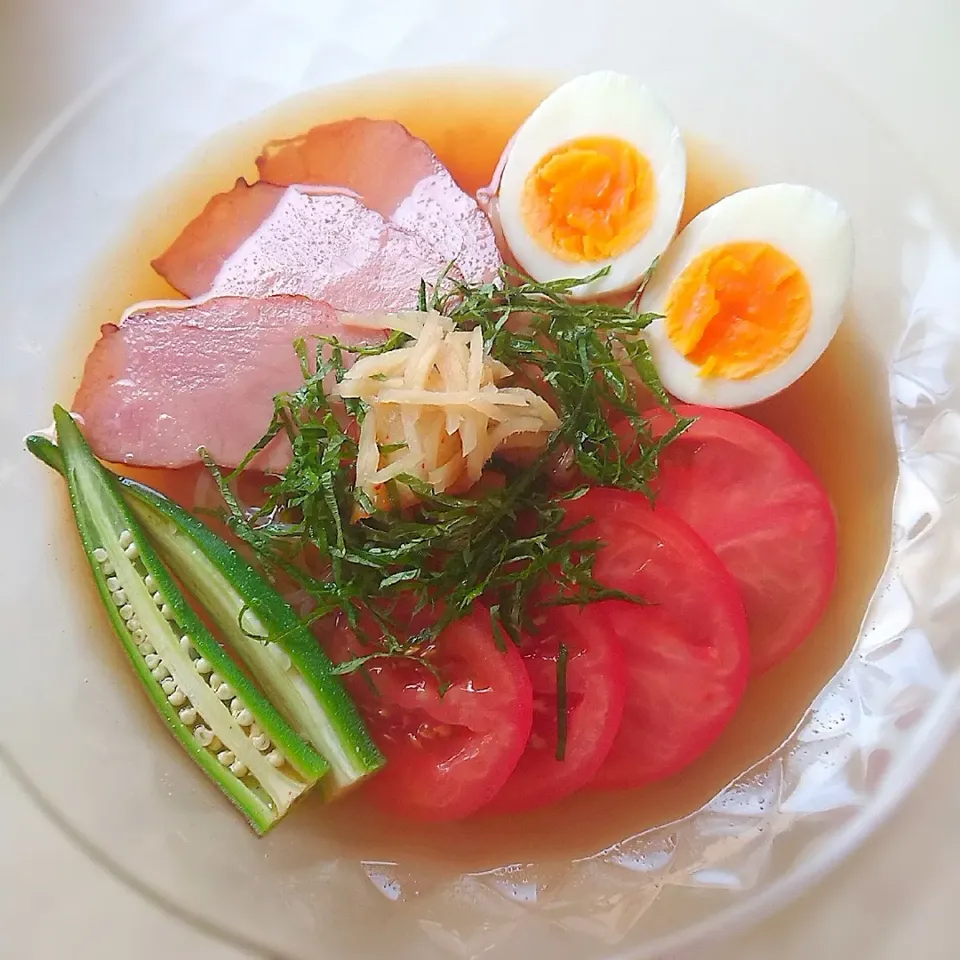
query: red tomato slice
[
  {"left": 647, "top": 405, "right": 837, "bottom": 674},
  {"left": 326, "top": 606, "right": 533, "bottom": 821},
  {"left": 483, "top": 606, "right": 626, "bottom": 814},
  {"left": 563, "top": 488, "right": 750, "bottom": 790}
]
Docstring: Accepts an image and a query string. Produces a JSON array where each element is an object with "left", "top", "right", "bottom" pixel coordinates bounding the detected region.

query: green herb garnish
[
  {"left": 208, "top": 267, "right": 690, "bottom": 668},
  {"left": 440, "top": 266, "right": 694, "bottom": 496}
]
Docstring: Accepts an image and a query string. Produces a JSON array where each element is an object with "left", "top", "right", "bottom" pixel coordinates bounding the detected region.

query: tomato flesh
[
  {"left": 483, "top": 605, "right": 626, "bottom": 814},
  {"left": 327, "top": 606, "right": 533, "bottom": 820},
  {"left": 563, "top": 488, "right": 750, "bottom": 789},
  {"left": 648, "top": 405, "right": 837, "bottom": 674}
]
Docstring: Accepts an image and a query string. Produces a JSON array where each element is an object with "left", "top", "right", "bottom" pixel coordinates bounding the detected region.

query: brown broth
[{"left": 66, "top": 69, "right": 897, "bottom": 868}]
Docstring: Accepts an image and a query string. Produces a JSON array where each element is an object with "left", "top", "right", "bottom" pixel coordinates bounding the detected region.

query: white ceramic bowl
[{"left": 1, "top": 2, "right": 959, "bottom": 958}]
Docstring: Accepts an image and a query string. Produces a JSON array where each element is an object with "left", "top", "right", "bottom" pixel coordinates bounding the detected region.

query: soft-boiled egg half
[
  {"left": 640, "top": 184, "right": 854, "bottom": 408},
  {"left": 498, "top": 71, "right": 686, "bottom": 298}
]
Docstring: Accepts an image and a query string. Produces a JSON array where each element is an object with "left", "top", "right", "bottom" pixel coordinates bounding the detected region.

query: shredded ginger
[{"left": 334, "top": 311, "right": 559, "bottom": 502}]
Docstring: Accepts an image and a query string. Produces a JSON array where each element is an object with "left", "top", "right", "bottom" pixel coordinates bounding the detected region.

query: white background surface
[{"left": 1, "top": 1, "right": 957, "bottom": 957}]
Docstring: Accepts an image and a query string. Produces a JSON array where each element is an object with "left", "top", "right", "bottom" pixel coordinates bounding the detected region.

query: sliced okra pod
[
  {"left": 29, "top": 421, "right": 383, "bottom": 797},
  {"left": 34, "top": 408, "right": 329, "bottom": 833}
]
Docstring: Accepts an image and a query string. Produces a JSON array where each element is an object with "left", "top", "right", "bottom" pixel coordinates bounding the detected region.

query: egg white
[
  {"left": 640, "top": 183, "right": 854, "bottom": 408},
  {"left": 498, "top": 71, "right": 687, "bottom": 298}
]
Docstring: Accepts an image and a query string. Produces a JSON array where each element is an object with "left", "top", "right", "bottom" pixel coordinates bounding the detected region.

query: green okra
[
  {"left": 28, "top": 419, "right": 383, "bottom": 797},
  {"left": 32, "top": 408, "right": 331, "bottom": 833}
]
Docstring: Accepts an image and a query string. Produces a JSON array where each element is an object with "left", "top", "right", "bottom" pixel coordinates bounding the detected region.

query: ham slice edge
[{"left": 73, "top": 295, "right": 386, "bottom": 473}]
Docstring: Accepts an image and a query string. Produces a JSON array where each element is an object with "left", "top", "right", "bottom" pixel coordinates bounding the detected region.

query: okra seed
[
  {"left": 126, "top": 617, "right": 140, "bottom": 633},
  {"left": 236, "top": 709, "right": 254, "bottom": 727},
  {"left": 216, "top": 683, "right": 234, "bottom": 701},
  {"left": 208, "top": 735, "right": 221, "bottom": 751},
  {"left": 124, "top": 542, "right": 139, "bottom": 560},
  {"left": 152, "top": 591, "right": 164, "bottom": 606},
  {"left": 93, "top": 548, "right": 109, "bottom": 563},
  {"left": 229, "top": 699, "right": 244, "bottom": 719},
  {"left": 161, "top": 678, "right": 177, "bottom": 695},
  {"left": 138, "top": 640, "right": 154, "bottom": 655},
  {"left": 144, "top": 575, "right": 158, "bottom": 592},
  {"left": 112, "top": 590, "right": 128, "bottom": 607},
  {"left": 179, "top": 706, "right": 198, "bottom": 725},
  {"left": 144, "top": 654, "right": 161, "bottom": 669},
  {"left": 195, "top": 658, "right": 212, "bottom": 674},
  {"left": 118, "top": 530, "right": 133, "bottom": 549},
  {"left": 179, "top": 635, "right": 192, "bottom": 654},
  {"left": 217, "top": 750, "right": 235, "bottom": 767},
  {"left": 151, "top": 665, "right": 170, "bottom": 681},
  {"left": 194, "top": 726, "right": 214, "bottom": 746},
  {"left": 249, "top": 724, "right": 262, "bottom": 740},
  {"left": 160, "top": 604, "right": 174, "bottom": 619},
  {"left": 229, "top": 761, "right": 248, "bottom": 777},
  {"left": 119, "top": 604, "right": 135, "bottom": 621},
  {"left": 252, "top": 734, "right": 271, "bottom": 752},
  {"left": 168, "top": 689, "right": 187, "bottom": 707},
  {"left": 208, "top": 672, "right": 223, "bottom": 690},
  {"left": 102, "top": 561, "right": 115, "bottom": 575},
  {"left": 266, "top": 750, "right": 285, "bottom": 768},
  {"left": 106, "top": 576, "right": 120, "bottom": 592}
]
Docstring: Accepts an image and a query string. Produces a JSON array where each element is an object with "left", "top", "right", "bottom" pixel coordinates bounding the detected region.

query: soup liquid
[{"left": 68, "top": 69, "right": 897, "bottom": 867}]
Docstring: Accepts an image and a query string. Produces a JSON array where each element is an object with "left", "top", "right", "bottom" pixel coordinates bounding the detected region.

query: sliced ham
[
  {"left": 257, "top": 118, "right": 501, "bottom": 285},
  {"left": 152, "top": 180, "right": 284, "bottom": 299},
  {"left": 73, "top": 296, "right": 385, "bottom": 472},
  {"left": 153, "top": 185, "right": 456, "bottom": 311}
]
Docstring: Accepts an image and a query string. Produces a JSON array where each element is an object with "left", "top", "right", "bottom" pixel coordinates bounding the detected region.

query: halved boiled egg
[
  {"left": 640, "top": 184, "right": 854, "bottom": 408},
  {"left": 498, "top": 71, "right": 686, "bottom": 298}
]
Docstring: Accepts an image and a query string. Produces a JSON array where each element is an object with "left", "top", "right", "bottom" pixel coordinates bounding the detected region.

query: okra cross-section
[
  {"left": 120, "top": 482, "right": 384, "bottom": 794},
  {"left": 45, "top": 407, "right": 328, "bottom": 833},
  {"left": 29, "top": 426, "right": 384, "bottom": 795}
]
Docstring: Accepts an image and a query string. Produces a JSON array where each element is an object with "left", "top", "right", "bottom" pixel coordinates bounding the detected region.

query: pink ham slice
[
  {"left": 73, "top": 296, "right": 384, "bottom": 472},
  {"left": 153, "top": 184, "right": 456, "bottom": 311},
  {"left": 257, "top": 118, "right": 501, "bottom": 285},
  {"left": 151, "top": 180, "right": 284, "bottom": 299}
]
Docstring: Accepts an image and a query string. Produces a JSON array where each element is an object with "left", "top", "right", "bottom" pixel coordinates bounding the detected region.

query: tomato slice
[
  {"left": 563, "top": 488, "right": 750, "bottom": 790},
  {"left": 483, "top": 606, "right": 626, "bottom": 814},
  {"left": 647, "top": 405, "right": 837, "bottom": 674},
  {"left": 326, "top": 606, "right": 533, "bottom": 821}
]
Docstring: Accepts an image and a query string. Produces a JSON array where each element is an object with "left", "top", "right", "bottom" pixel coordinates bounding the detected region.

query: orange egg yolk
[
  {"left": 664, "top": 241, "right": 812, "bottom": 380},
  {"left": 521, "top": 136, "right": 657, "bottom": 262}
]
